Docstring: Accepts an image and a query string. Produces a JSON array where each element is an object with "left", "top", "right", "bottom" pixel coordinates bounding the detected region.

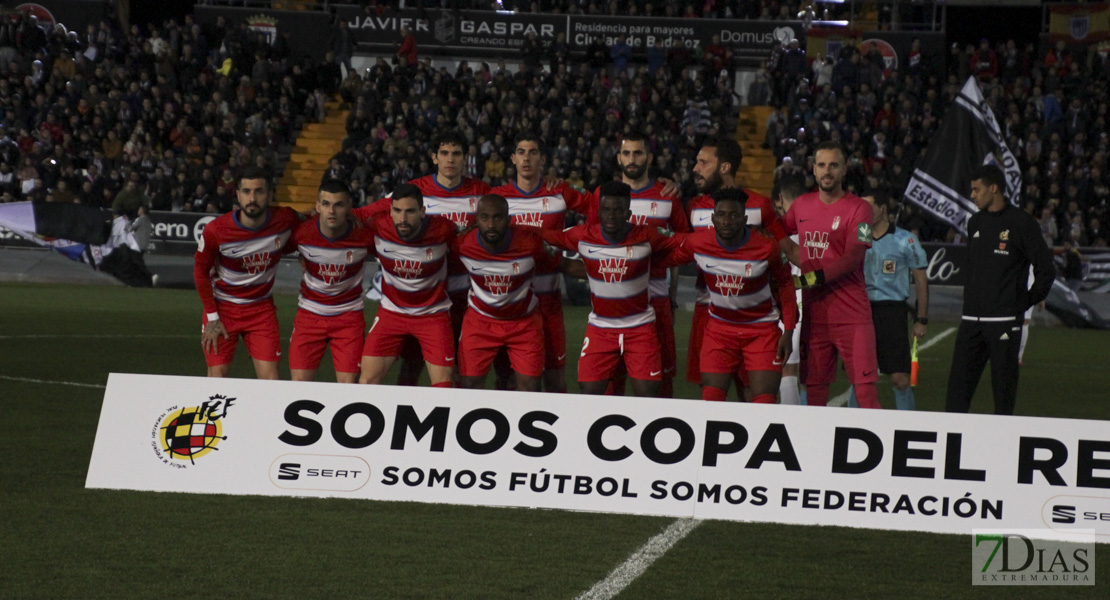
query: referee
[
  {"left": 847, "top": 187, "right": 928, "bottom": 410},
  {"left": 945, "top": 165, "right": 1055, "bottom": 415}
]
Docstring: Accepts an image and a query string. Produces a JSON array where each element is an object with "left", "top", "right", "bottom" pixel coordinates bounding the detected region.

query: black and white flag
[{"left": 903, "top": 77, "right": 1022, "bottom": 235}]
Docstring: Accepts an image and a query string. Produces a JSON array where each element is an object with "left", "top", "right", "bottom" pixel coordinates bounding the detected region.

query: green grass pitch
[{"left": 0, "top": 283, "right": 1107, "bottom": 598}]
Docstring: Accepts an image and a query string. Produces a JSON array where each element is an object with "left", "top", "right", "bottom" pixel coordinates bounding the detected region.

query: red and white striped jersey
[
  {"left": 543, "top": 224, "right": 682, "bottom": 329},
  {"left": 661, "top": 228, "right": 798, "bottom": 329},
  {"left": 291, "top": 217, "right": 375, "bottom": 317},
  {"left": 453, "top": 226, "right": 556, "bottom": 320},
  {"left": 373, "top": 213, "right": 456, "bottom": 316},
  {"left": 688, "top": 188, "right": 786, "bottom": 306},
  {"left": 194, "top": 207, "right": 299, "bottom": 314},
  {"left": 586, "top": 180, "right": 691, "bottom": 299},
  {"left": 360, "top": 175, "right": 491, "bottom": 296},
  {"left": 489, "top": 180, "right": 591, "bottom": 296}
]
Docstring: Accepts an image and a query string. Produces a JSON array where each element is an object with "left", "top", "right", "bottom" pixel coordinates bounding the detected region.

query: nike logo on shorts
[
  {"left": 556, "top": 354, "right": 566, "bottom": 361},
  {"left": 650, "top": 370, "right": 662, "bottom": 376},
  {"left": 446, "top": 356, "right": 455, "bottom": 362}
]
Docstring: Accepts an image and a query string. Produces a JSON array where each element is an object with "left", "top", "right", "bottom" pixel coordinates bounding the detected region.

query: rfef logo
[
  {"left": 152, "top": 395, "right": 236, "bottom": 468},
  {"left": 971, "top": 529, "right": 1095, "bottom": 586}
]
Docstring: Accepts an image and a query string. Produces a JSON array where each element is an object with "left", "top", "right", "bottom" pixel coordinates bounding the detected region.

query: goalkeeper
[
  {"left": 782, "top": 142, "right": 881, "bottom": 408},
  {"left": 845, "top": 188, "right": 929, "bottom": 410}
]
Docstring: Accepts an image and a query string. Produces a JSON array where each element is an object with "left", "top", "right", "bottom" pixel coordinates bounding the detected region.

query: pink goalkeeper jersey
[{"left": 782, "top": 191, "right": 873, "bottom": 325}]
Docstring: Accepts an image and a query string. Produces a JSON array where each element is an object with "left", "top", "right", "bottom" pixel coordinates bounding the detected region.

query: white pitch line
[
  {"left": 0, "top": 334, "right": 192, "bottom": 340},
  {"left": 829, "top": 326, "right": 956, "bottom": 407},
  {"left": 576, "top": 518, "right": 701, "bottom": 600},
  {"left": 0, "top": 374, "right": 105, "bottom": 389}
]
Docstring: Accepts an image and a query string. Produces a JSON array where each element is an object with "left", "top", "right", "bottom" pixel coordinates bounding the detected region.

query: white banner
[{"left": 87, "top": 374, "right": 1110, "bottom": 540}]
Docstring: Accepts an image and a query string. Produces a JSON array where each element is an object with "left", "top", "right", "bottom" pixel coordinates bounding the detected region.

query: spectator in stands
[{"left": 396, "top": 25, "right": 418, "bottom": 71}]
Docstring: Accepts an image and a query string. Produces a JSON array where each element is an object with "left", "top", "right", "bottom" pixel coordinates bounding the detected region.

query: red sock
[
  {"left": 702, "top": 386, "right": 727, "bottom": 401},
  {"left": 752, "top": 393, "right": 776, "bottom": 404},
  {"left": 432, "top": 382, "right": 454, "bottom": 389},
  {"left": 806, "top": 384, "right": 829, "bottom": 406},
  {"left": 853, "top": 383, "right": 881, "bottom": 409}
]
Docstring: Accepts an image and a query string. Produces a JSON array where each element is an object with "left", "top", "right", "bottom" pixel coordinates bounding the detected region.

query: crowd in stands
[
  {"left": 0, "top": 10, "right": 327, "bottom": 216},
  {"left": 331, "top": 49, "right": 738, "bottom": 204},
  {"left": 446, "top": 1, "right": 851, "bottom": 22},
  {"left": 762, "top": 35, "right": 1110, "bottom": 246}
]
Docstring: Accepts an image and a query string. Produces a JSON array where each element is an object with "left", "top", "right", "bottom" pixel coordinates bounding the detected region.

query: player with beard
[
  {"left": 358, "top": 131, "right": 490, "bottom": 386},
  {"left": 687, "top": 138, "right": 788, "bottom": 396},
  {"left": 288, "top": 179, "right": 375, "bottom": 383},
  {"left": 359, "top": 183, "right": 458, "bottom": 388},
  {"left": 659, "top": 188, "right": 797, "bottom": 402},
  {"left": 542, "top": 182, "right": 683, "bottom": 397},
  {"left": 489, "top": 133, "right": 592, "bottom": 393},
  {"left": 585, "top": 133, "right": 689, "bottom": 397},
  {"left": 454, "top": 194, "right": 564, "bottom": 392},
  {"left": 781, "top": 141, "right": 880, "bottom": 408},
  {"left": 195, "top": 166, "right": 301, "bottom": 379}
]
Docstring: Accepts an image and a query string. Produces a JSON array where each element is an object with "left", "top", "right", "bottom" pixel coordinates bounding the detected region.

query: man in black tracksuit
[{"left": 946, "top": 165, "right": 1055, "bottom": 415}]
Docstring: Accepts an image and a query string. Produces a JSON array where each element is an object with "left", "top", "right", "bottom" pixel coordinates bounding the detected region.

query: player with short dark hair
[
  {"left": 194, "top": 167, "right": 300, "bottom": 379},
  {"left": 688, "top": 137, "right": 788, "bottom": 396},
  {"left": 782, "top": 141, "right": 880, "bottom": 408},
  {"left": 454, "top": 194, "right": 563, "bottom": 391},
  {"left": 288, "top": 179, "right": 375, "bottom": 383},
  {"left": 660, "top": 188, "right": 797, "bottom": 402},
  {"left": 945, "top": 164, "right": 1054, "bottom": 415},
  {"left": 542, "top": 181, "right": 683, "bottom": 397},
  {"left": 489, "top": 132, "right": 593, "bottom": 393},
  {"left": 359, "top": 184, "right": 458, "bottom": 388}
]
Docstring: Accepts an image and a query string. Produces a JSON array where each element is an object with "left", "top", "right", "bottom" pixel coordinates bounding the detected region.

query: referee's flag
[{"left": 902, "top": 77, "right": 1022, "bottom": 236}]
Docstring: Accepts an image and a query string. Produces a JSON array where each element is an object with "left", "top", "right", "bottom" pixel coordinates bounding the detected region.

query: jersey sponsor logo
[
  {"left": 630, "top": 214, "right": 651, "bottom": 226},
  {"left": 597, "top": 258, "right": 629, "bottom": 283},
  {"left": 716, "top": 273, "right": 746, "bottom": 296},
  {"left": 317, "top": 262, "right": 347, "bottom": 285},
  {"left": 394, "top": 259, "right": 424, "bottom": 278},
  {"left": 241, "top": 251, "right": 273, "bottom": 275},
  {"left": 883, "top": 259, "right": 897, "bottom": 274},
  {"left": 446, "top": 213, "right": 470, "bottom": 229},
  {"left": 803, "top": 231, "right": 830, "bottom": 259},
  {"left": 483, "top": 274, "right": 513, "bottom": 295},
  {"left": 514, "top": 212, "right": 545, "bottom": 227}
]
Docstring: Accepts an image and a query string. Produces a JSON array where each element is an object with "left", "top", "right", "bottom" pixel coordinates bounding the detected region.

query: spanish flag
[{"left": 1049, "top": 4, "right": 1110, "bottom": 44}]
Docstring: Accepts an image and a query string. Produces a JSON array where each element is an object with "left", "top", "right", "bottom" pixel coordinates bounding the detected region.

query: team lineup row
[{"left": 195, "top": 132, "right": 1051, "bottom": 409}]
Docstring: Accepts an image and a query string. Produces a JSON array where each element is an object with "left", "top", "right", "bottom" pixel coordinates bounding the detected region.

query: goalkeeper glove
[{"left": 794, "top": 270, "right": 825, "bottom": 289}]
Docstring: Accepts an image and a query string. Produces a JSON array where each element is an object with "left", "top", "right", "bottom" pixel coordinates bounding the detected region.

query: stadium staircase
[
  {"left": 735, "top": 105, "right": 777, "bottom": 198},
  {"left": 276, "top": 99, "right": 349, "bottom": 213}
]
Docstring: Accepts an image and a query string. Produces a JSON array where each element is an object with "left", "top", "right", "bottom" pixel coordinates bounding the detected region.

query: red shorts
[
  {"left": 701, "top": 319, "right": 784, "bottom": 374},
  {"left": 202, "top": 301, "right": 281, "bottom": 367},
  {"left": 800, "top": 320, "right": 879, "bottom": 386},
  {"left": 458, "top": 310, "right": 544, "bottom": 378},
  {"left": 289, "top": 309, "right": 365, "bottom": 374},
  {"left": 537, "top": 293, "right": 566, "bottom": 369},
  {"left": 687, "top": 303, "right": 710, "bottom": 383},
  {"left": 578, "top": 322, "right": 662, "bottom": 383},
  {"left": 362, "top": 309, "right": 456, "bottom": 368},
  {"left": 651, "top": 297, "right": 676, "bottom": 379}
]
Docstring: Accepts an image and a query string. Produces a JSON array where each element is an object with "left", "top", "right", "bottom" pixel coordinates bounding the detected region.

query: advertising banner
[{"left": 88, "top": 374, "right": 1110, "bottom": 540}]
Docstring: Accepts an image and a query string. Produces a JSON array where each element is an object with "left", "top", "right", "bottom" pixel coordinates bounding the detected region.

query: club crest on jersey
[
  {"left": 1000, "top": 229, "right": 1009, "bottom": 241},
  {"left": 626, "top": 245, "right": 634, "bottom": 258},
  {"left": 650, "top": 202, "right": 658, "bottom": 216},
  {"left": 598, "top": 258, "right": 629, "bottom": 283},
  {"left": 831, "top": 216, "right": 841, "bottom": 230},
  {"left": 346, "top": 250, "right": 354, "bottom": 264},
  {"left": 469, "top": 198, "right": 477, "bottom": 211},
  {"left": 803, "top": 231, "right": 830, "bottom": 259},
  {"left": 512, "top": 262, "right": 520, "bottom": 275},
  {"left": 484, "top": 274, "right": 513, "bottom": 295},
  {"left": 542, "top": 198, "right": 550, "bottom": 212},
  {"left": 883, "top": 259, "right": 897, "bottom": 274},
  {"left": 426, "top": 248, "right": 434, "bottom": 260},
  {"left": 717, "top": 274, "right": 745, "bottom": 296},
  {"left": 745, "top": 263, "right": 753, "bottom": 277}
]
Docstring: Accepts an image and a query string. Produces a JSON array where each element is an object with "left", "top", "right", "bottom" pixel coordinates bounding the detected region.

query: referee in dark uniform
[{"left": 946, "top": 165, "right": 1055, "bottom": 415}]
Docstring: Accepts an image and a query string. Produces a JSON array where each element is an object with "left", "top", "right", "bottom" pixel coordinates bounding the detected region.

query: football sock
[
  {"left": 779, "top": 376, "right": 801, "bottom": 405},
  {"left": 702, "top": 386, "right": 727, "bottom": 401},
  {"left": 806, "top": 384, "right": 829, "bottom": 406},
  {"left": 853, "top": 383, "right": 881, "bottom": 408},
  {"left": 432, "top": 382, "right": 453, "bottom": 389},
  {"left": 752, "top": 393, "right": 776, "bottom": 404},
  {"left": 846, "top": 386, "right": 859, "bottom": 408},
  {"left": 894, "top": 386, "right": 915, "bottom": 411},
  {"left": 1019, "top": 324, "right": 1029, "bottom": 362}
]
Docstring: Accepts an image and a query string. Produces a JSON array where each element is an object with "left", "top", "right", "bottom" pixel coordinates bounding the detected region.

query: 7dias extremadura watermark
[{"left": 972, "top": 529, "right": 1095, "bottom": 586}]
